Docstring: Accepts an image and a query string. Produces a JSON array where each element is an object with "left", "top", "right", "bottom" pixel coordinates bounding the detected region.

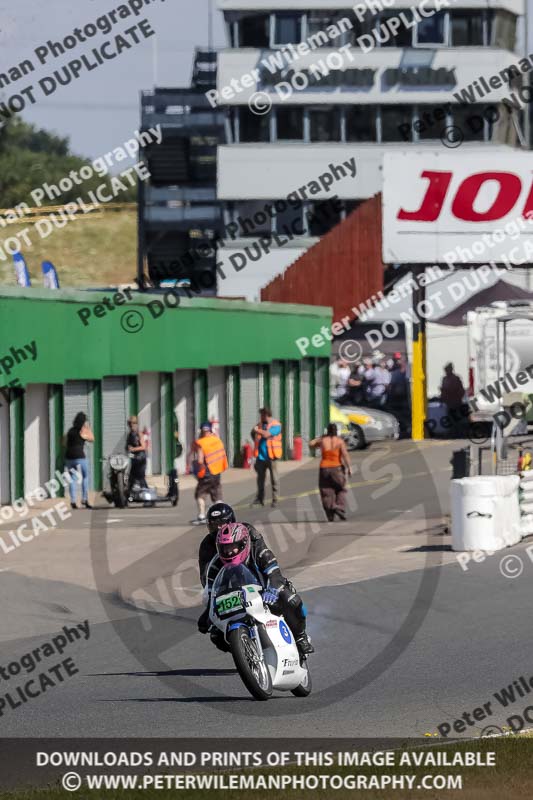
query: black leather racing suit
[{"left": 197, "top": 523, "right": 308, "bottom": 643}]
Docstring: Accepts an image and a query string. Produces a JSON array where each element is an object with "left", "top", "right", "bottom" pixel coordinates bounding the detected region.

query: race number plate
[{"left": 215, "top": 591, "right": 243, "bottom": 616}]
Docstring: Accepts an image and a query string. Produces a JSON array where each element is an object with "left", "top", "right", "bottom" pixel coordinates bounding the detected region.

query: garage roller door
[
  {"left": 270, "top": 362, "right": 282, "bottom": 421},
  {"left": 225, "top": 367, "right": 238, "bottom": 466},
  {"left": 102, "top": 377, "right": 128, "bottom": 458},
  {"left": 285, "top": 363, "right": 295, "bottom": 455},
  {"left": 300, "top": 360, "right": 311, "bottom": 450},
  {"left": 239, "top": 364, "right": 259, "bottom": 449},
  {"left": 63, "top": 381, "right": 95, "bottom": 490},
  {"left": 314, "top": 359, "right": 328, "bottom": 437},
  {"left": 0, "top": 398, "right": 10, "bottom": 504}
]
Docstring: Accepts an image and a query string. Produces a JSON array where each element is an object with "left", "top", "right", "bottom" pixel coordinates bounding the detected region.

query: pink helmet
[{"left": 216, "top": 522, "right": 250, "bottom": 567}]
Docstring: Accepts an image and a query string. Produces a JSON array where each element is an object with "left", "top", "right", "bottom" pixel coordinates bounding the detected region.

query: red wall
[{"left": 261, "top": 194, "right": 384, "bottom": 322}]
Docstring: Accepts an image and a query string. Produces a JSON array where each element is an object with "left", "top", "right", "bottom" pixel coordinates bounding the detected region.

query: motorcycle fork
[{"left": 249, "top": 625, "right": 264, "bottom": 662}]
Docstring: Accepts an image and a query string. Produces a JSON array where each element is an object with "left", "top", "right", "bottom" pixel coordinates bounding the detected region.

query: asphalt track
[{"left": 1, "top": 440, "right": 531, "bottom": 740}]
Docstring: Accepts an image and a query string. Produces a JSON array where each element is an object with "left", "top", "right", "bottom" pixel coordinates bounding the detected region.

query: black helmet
[{"left": 206, "top": 502, "right": 236, "bottom": 533}]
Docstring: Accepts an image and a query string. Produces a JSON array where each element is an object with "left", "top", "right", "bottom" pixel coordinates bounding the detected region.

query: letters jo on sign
[
  {"left": 398, "top": 171, "right": 533, "bottom": 223},
  {"left": 382, "top": 153, "right": 533, "bottom": 263}
]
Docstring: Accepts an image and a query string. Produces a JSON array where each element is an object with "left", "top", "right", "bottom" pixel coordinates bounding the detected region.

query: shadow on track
[
  {"left": 89, "top": 668, "right": 237, "bottom": 677},
  {"left": 106, "top": 696, "right": 256, "bottom": 704}
]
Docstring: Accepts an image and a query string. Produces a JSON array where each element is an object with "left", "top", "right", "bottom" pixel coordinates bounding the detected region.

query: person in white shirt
[
  {"left": 367, "top": 358, "right": 391, "bottom": 407},
  {"left": 329, "top": 358, "right": 351, "bottom": 400}
]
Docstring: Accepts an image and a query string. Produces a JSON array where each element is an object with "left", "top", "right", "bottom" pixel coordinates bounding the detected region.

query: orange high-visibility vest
[
  {"left": 254, "top": 419, "right": 282, "bottom": 460},
  {"left": 195, "top": 433, "right": 228, "bottom": 478}
]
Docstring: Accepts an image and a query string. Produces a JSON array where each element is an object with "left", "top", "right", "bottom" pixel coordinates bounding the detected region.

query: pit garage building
[{"left": 0, "top": 288, "right": 331, "bottom": 503}]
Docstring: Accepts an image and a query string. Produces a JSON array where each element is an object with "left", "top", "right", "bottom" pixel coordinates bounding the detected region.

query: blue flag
[
  {"left": 12, "top": 252, "right": 31, "bottom": 287},
  {"left": 42, "top": 260, "right": 60, "bottom": 289}
]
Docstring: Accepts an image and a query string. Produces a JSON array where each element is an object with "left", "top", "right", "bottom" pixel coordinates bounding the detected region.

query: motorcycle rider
[
  {"left": 198, "top": 501, "right": 237, "bottom": 587},
  {"left": 197, "top": 515, "right": 314, "bottom": 656},
  {"left": 198, "top": 502, "right": 279, "bottom": 589}
]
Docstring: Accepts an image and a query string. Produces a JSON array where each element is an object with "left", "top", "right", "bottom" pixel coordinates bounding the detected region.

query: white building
[{"left": 214, "top": 0, "right": 527, "bottom": 298}]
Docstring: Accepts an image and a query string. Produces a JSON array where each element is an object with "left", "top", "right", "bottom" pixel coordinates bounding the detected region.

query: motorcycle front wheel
[
  {"left": 114, "top": 472, "right": 127, "bottom": 508},
  {"left": 228, "top": 628, "right": 272, "bottom": 701}
]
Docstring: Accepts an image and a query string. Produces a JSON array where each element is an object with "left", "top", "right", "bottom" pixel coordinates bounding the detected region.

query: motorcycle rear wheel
[
  {"left": 291, "top": 661, "right": 312, "bottom": 697},
  {"left": 228, "top": 628, "right": 272, "bottom": 701}
]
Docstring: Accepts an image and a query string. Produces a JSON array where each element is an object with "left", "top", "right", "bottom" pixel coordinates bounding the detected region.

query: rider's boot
[
  {"left": 280, "top": 586, "right": 314, "bottom": 655},
  {"left": 197, "top": 607, "right": 210, "bottom": 634},
  {"left": 296, "top": 633, "right": 315, "bottom": 655},
  {"left": 210, "top": 629, "right": 231, "bottom": 653}
]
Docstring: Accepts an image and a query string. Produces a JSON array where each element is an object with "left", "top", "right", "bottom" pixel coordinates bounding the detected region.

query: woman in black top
[{"left": 64, "top": 412, "right": 95, "bottom": 509}]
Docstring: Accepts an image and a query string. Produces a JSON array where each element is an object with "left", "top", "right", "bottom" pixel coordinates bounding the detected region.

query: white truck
[{"left": 467, "top": 301, "right": 533, "bottom": 430}]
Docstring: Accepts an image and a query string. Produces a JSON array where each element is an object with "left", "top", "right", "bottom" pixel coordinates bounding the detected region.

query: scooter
[
  {"left": 208, "top": 563, "right": 312, "bottom": 701},
  {"left": 102, "top": 455, "right": 179, "bottom": 509}
]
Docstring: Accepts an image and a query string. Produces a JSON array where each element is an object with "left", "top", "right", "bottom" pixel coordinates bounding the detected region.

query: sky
[
  {"left": 0, "top": 0, "right": 225, "bottom": 162},
  {"left": 2, "top": 1, "right": 532, "bottom": 162}
]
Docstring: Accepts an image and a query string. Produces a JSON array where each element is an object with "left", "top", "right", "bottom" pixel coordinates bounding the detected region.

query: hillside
[
  {"left": 0, "top": 116, "right": 139, "bottom": 287},
  {"left": 0, "top": 210, "right": 137, "bottom": 287}
]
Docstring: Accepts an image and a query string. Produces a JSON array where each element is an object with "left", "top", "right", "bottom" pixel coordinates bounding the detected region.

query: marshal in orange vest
[
  {"left": 195, "top": 433, "right": 228, "bottom": 478},
  {"left": 254, "top": 419, "right": 282, "bottom": 460}
]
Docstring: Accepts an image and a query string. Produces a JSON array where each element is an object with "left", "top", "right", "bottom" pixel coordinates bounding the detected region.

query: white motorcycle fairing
[{"left": 209, "top": 577, "right": 309, "bottom": 693}]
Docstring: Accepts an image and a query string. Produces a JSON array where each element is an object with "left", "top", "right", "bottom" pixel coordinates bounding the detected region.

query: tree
[{"left": 0, "top": 116, "right": 137, "bottom": 209}]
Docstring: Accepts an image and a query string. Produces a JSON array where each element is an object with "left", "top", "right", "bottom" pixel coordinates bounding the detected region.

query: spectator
[
  {"left": 345, "top": 363, "right": 365, "bottom": 405},
  {"left": 126, "top": 415, "right": 148, "bottom": 495},
  {"left": 310, "top": 423, "right": 352, "bottom": 522},
  {"left": 387, "top": 357, "right": 410, "bottom": 435},
  {"left": 440, "top": 363, "right": 465, "bottom": 412},
  {"left": 366, "top": 355, "right": 391, "bottom": 408},
  {"left": 329, "top": 358, "right": 351, "bottom": 400},
  {"left": 190, "top": 421, "right": 228, "bottom": 525},
  {"left": 440, "top": 363, "right": 467, "bottom": 436},
  {"left": 252, "top": 406, "right": 282, "bottom": 508},
  {"left": 64, "top": 412, "right": 94, "bottom": 510},
  {"left": 393, "top": 351, "right": 403, "bottom": 368}
]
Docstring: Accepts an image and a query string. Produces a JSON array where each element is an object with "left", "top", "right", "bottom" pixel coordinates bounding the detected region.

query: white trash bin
[{"left": 450, "top": 475, "right": 521, "bottom": 552}]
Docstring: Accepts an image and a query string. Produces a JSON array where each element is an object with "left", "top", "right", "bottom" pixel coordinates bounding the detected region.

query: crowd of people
[
  {"left": 330, "top": 351, "right": 411, "bottom": 433},
  {"left": 61, "top": 355, "right": 469, "bottom": 518}
]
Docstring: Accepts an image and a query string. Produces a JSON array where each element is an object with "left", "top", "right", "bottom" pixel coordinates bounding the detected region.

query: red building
[{"left": 261, "top": 195, "right": 385, "bottom": 322}]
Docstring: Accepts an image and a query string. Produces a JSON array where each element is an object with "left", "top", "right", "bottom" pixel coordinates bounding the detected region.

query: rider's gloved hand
[{"left": 262, "top": 587, "right": 279, "bottom": 606}]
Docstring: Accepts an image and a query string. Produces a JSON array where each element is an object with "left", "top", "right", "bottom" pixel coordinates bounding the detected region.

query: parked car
[{"left": 329, "top": 402, "right": 400, "bottom": 450}]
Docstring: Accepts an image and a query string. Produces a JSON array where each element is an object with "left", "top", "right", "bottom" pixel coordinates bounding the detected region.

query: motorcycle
[
  {"left": 208, "top": 563, "right": 312, "bottom": 701},
  {"left": 102, "top": 454, "right": 179, "bottom": 509}
]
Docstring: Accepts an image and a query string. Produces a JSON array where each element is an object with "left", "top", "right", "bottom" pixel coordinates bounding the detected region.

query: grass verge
[{"left": 0, "top": 211, "right": 136, "bottom": 287}]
